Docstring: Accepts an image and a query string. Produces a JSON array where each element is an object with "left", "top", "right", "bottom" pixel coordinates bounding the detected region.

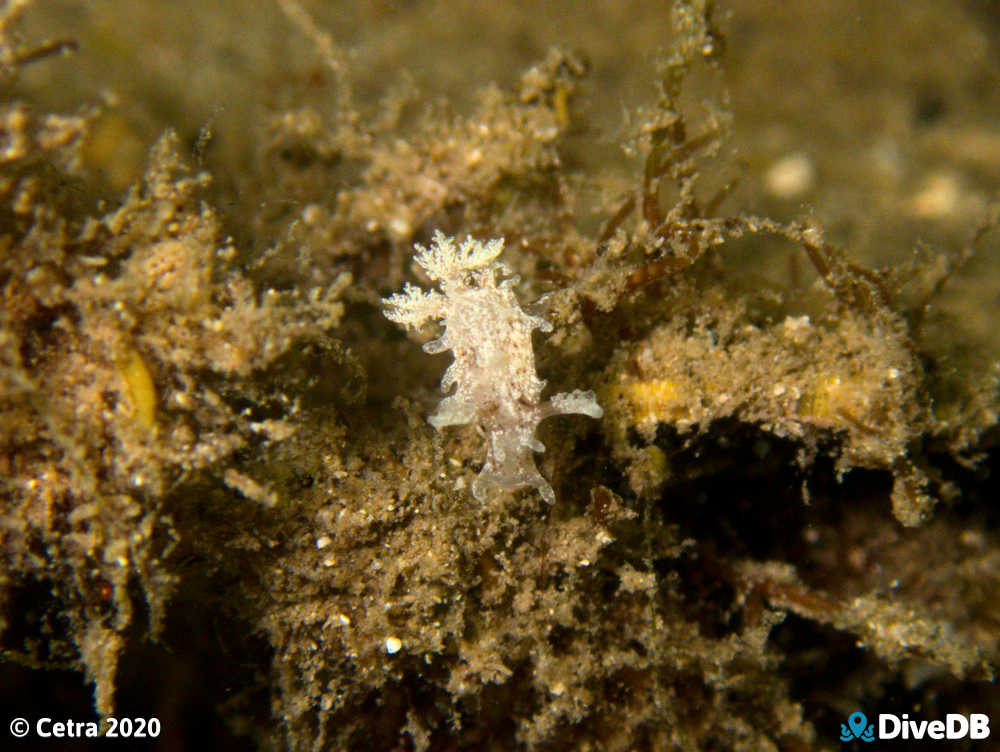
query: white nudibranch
[{"left": 383, "top": 231, "right": 602, "bottom": 503}]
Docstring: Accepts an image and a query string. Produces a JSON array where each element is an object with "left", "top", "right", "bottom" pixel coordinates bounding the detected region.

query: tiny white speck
[
  {"left": 388, "top": 216, "right": 411, "bottom": 239},
  {"left": 316, "top": 535, "right": 331, "bottom": 549},
  {"left": 781, "top": 315, "right": 812, "bottom": 337},
  {"left": 910, "top": 171, "right": 961, "bottom": 219},
  {"left": 385, "top": 636, "right": 402, "bottom": 654},
  {"left": 765, "top": 151, "right": 815, "bottom": 199},
  {"left": 302, "top": 203, "right": 322, "bottom": 225}
]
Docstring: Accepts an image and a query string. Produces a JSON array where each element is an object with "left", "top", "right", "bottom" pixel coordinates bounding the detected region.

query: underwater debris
[{"left": 383, "top": 231, "right": 602, "bottom": 503}]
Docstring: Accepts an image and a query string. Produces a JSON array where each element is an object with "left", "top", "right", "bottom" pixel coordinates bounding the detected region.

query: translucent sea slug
[{"left": 383, "top": 231, "right": 602, "bottom": 503}]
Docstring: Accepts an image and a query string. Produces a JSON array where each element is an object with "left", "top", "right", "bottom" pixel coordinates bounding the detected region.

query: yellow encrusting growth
[
  {"left": 619, "top": 378, "right": 683, "bottom": 428},
  {"left": 118, "top": 346, "right": 157, "bottom": 432}
]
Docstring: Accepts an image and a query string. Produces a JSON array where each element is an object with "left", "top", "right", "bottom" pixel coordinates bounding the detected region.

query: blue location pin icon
[{"left": 848, "top": 712, "right": 867, "bottom": 739}]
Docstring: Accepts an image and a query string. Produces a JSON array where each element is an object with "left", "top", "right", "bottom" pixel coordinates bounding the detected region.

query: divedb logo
[{"left": 840, "top": 711, "right": 990, "bottom": 743}]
